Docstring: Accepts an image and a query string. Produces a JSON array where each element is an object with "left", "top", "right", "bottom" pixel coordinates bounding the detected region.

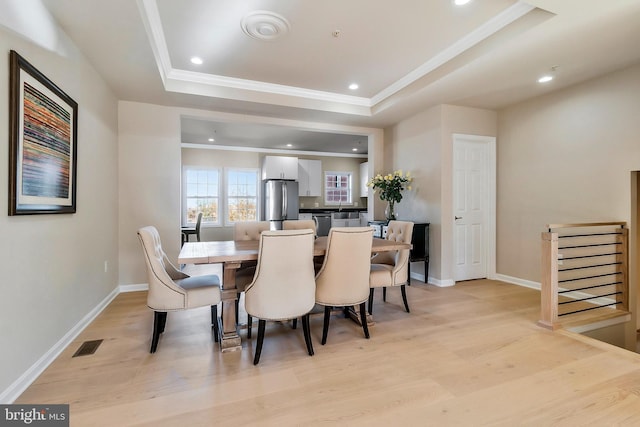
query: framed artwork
[{"left": 8, "top": 50, "right": 78, "bottom": 215}]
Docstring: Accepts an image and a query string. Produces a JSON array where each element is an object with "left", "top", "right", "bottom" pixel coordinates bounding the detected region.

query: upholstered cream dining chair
[
  {"left": 368, "top": 220, "right": 414, "bottom": 315},
  {"left": 233, "top": 221, "right": 271, "bottom": 325},
  {"left": 234, "top": 221, "right": 271, "bottom": 241},
  {"left": 137, "top": 226, "right": 221, "bottom": 353},
  {"left": 315, "top": 227, "right": 374, "bottom": 345},
  {"left": 243, "top": 229, "right": 317, "bottom": 365},
  {"left": 284, "top": 219, "right": 322, "bottom": 274}
]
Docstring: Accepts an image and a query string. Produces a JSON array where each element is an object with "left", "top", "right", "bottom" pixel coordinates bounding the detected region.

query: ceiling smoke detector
[{"left": 241, "top": 11, "right": 290, "bottom": 41}]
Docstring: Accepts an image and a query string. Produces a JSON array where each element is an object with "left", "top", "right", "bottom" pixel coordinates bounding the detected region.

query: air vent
[{"left": 72, "top": 339, "right": 103, "bottom": 357}]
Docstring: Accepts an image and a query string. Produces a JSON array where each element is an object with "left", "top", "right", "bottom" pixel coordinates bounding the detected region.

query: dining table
[{"left": 178, "top": 235, "right": 412, "bottom": 352}]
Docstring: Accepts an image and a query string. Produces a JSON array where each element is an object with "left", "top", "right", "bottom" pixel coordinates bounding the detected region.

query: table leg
[
  {"left": 220, "top": 261, "right": 242, "bottom": 352},
  {"left": 345, "top": 305, "right": 374, "bottom": 326}
]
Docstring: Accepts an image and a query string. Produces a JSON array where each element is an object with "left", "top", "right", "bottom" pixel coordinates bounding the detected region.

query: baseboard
[
  {"left": 120, "top": 283, "right": 148, "bottom": 293},
  {"left": 0, "top": 286, "right": 121, "bottom": 404},
  {"left": 429, "top": 277, "right": 456, "bottom": 287},
  {"left": 494, "top": 273, "right": 541, "bottom": 290},
  {"left": 410, "top": 271, "right": 426, "bottom": 283}
]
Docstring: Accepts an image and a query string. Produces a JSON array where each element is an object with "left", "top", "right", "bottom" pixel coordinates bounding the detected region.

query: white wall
[
  {"left": 384, "top": 105, "right": 497, "bottom": 284},
  {"left": 497, "top": 63, "right": 640, "bottom": 282},
  {"left": 0, "top": 9, "right": 119, "bottom": 399},
  {"left": 118, "top": 102, "right": 183, "bottom": 285},
  {"left": 119, "top": 102, "right": 384, "bottom": 285},
  {"left": 497, "top": 62, "right": 640, "bottom": 348}
]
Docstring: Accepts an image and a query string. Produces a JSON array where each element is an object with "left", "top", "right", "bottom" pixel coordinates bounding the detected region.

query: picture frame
[{"left": 8, "top": 50, "right": 78, "bottom": 215}]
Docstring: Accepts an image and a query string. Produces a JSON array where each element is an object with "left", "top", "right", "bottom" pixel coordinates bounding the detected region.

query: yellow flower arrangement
[{"left": 367, "top": 170, "right": 412, "bottom": 203}]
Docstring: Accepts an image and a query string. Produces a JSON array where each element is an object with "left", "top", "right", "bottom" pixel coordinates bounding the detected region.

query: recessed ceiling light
[
  {"left": 454, "top": 0, "right": 472, "bottom": 5},
  {"left": 348, "top": 83, "right": 359, "bottom": 90},
  {"left": 286, "top": 143, "right": 293, "bottom": 147},
  {"left": 208, "top": 138, "right": 215, "bottom": 142},
  {"left": 352, "top": 148, "right": 358, "bottom": 152},
  {"left": 190, "top": 56, "right": 203, "bottom": 65},
  {"left": 538, "top": 75, "right": 553, "bottom": 83}
]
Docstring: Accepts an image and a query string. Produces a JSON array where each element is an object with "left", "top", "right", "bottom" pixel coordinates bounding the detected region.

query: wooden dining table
[{"left": 178, "top": 236, "right": 412, "bottom": 352}]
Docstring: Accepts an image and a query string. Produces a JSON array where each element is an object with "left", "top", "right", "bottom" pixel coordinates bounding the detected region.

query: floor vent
[{"left": 72, "top": 339, "right": 103, "bottom": 357}]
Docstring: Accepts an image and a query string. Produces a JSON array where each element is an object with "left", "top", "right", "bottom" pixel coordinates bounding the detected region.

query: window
[
  {"left": 183, "top": 167, "right": 220, "bottom": 226},
  {"left": 325, "top": 171, "right": 352, "bottom": 205},
  {"left": 226, "top": 168, "right": 259, "bottom": 224}
]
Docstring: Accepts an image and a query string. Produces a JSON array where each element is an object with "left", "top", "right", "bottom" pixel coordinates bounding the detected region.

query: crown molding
[{"left": 138, "top": 0, "right": 537, "bottom": 116}]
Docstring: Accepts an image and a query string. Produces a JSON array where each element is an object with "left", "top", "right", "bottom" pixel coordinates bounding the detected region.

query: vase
[{"left": 385, "top": 201, "right": 396, "bottom": 221}]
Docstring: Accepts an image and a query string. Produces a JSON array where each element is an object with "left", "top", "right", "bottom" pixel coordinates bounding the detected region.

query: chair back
[
  {"left": 244, "top": 229, "right": 316, "bottom": 320},
  {"left": 234, "top": 221, "right": 270, "bottom": 241},
  {"left": 194, "top": 212, "right": 203, "bottom": 240},
  {"left": 283, "top": 220, "right": 317, "bottom": 236},
  {"left": 315, "top": 227, "right": 374, "bottom": 306},
  {"left": 382, "top": 220, "right": 414, "bottom": 283},
  {"left": 137, "top": 226, "right": 188, "bottom": 310}
]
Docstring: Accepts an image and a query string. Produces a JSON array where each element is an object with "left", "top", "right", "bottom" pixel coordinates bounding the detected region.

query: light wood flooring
[{"left": 16, "top": 279, "right": 640, "bottom": 426}]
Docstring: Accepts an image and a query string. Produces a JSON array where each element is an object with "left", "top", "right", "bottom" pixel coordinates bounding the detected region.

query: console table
[{"left": 409, "top": 223, "right": 429, "bottom": 282}]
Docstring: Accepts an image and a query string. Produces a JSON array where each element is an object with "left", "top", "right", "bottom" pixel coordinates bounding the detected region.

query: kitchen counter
[{"left": 299, "top": 207, "right": 367, "bottom": 214}]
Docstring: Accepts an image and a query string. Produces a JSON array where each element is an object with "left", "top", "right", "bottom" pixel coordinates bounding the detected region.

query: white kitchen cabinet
[
  {"left": 262, "top": 156, "right": 299, "bottom": 180},
  {"left": 360, "top": 161, "right": 369, "bottom": 198},
  {"left": 298, "top": 159, "right": 322, "bottom": 196}
]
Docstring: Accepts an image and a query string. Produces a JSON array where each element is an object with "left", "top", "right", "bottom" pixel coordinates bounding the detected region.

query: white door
[{"left": 453, "top": 135, "right": 495, "bottom": 281}]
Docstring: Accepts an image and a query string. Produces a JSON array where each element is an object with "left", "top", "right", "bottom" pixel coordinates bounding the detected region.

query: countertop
[{"left": 299, "top": 208, "right": 367, "bottom": 214}]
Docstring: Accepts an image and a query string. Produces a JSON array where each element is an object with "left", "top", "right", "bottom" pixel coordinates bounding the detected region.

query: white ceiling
[{"left": 36, "top": 0, "right": 640, "bottom": 153}]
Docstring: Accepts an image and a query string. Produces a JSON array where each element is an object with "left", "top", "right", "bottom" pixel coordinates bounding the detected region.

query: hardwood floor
[{"left": 16, "top": 279, "right": 640, "bottom": 426}]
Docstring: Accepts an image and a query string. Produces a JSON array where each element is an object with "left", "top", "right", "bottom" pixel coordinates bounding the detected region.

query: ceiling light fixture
[
  {"left": 349, "top": 83, "right": 359, "bottom": 90},
  {"left": 454, "top": 0, "right": 472, "bottom": 6},
  {"left": 286, "top": 143, "right": 292, "bottom": 147},
  {"left": 352, "top": 148, "right": 358, "bottom": 152},
  {"left": 538, "top": 65, "right": 559, "bottom": 84},
  {"left": 208, "top": 138, "right": 215, "bottom": 142},
  {"left": 190, "top": 56, "right": 203, "bottom": 65}
]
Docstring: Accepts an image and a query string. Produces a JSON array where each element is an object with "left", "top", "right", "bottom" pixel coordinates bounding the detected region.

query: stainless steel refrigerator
[{"left": 262, "top": 180, "right": 299, "bottom": 229}]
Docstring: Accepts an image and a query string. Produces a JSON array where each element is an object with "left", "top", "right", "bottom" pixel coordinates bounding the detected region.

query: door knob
[{"left": 455, "top": 216, "right": 462, "bottom": 220}]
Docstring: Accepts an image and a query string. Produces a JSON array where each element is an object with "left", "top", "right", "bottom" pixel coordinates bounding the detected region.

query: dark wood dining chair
[{"left": 181, "top": 212, "right": 203, "bottom": 246}]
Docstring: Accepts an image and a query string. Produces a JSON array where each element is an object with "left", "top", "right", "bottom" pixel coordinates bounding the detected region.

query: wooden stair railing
[{"left": 539, "top": 222, "right": 629, "bottom": 330}]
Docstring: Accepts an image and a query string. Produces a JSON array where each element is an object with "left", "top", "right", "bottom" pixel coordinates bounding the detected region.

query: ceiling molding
[
  {"left": 181, "top": 143, "right": 368, "bottom": 158},
  {"left": 370, "top": 1, "right": 536, "bottom": 105},
  {"left": 138, "top": 0, "right": 537, "bottom": 116},
  {"left": 167, "top": 68, "right": 372, "bottom": 106}
]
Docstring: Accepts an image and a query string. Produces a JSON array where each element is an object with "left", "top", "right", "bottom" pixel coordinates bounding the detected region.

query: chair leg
[
  {"left": 211, "top": 305, "right": 219, "bottom": 343},
  {"left": 401, "top": 285, "right": 410, "bottom": 313},
  {"left": 292, "top": 318, "right": 298, "bottom": 329},
  {"left": 302, "top": 314, "right": 314, "bottom": 356},
  {"left": 158, "top": 311, "right": 167, "bottom": 333},
  {"left": 368, "top": 289, "right": 375, "bottom": 315},
  {"left": 321, "top": 306, "right": 332, "bottom": 345},
  {"left": 359, "top": 302, "right": 370, "bottom": 339},
  {"left": 247, "top": 314, "right": 253, "bottom": 339},
  {"left": 383, "top": 287, "right": 387, "bottom": 302},
  {"left": 150, "top": 311, "right": 167, "bottom": 353},
  {"left": 253, "top": 319, "right": 266, "bottom": 365}
]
